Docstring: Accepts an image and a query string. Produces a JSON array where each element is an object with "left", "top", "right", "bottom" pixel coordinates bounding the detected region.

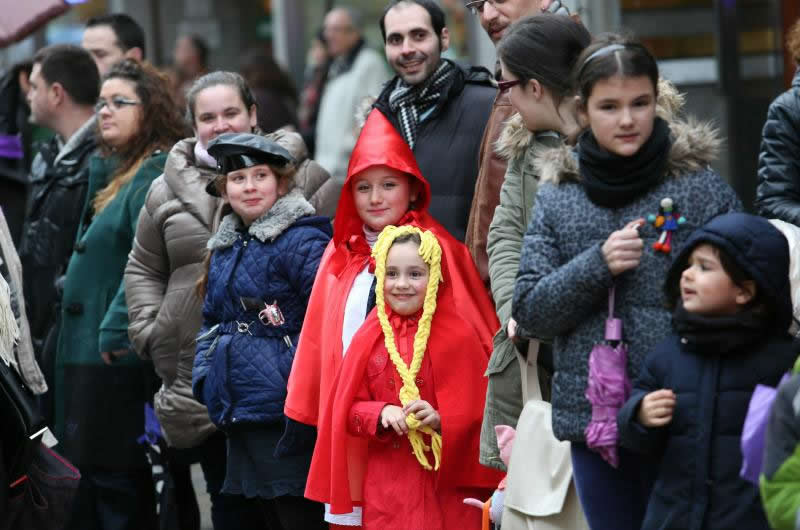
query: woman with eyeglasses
[{"left": 55, "top": 58, "right": 187, "bottom": 530}]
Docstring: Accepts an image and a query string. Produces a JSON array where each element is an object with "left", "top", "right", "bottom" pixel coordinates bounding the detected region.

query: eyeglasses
[
  {"left": 497, "top": 78, "right": 522, "bottom": 92},
  {"left": 465, "top": 0, "right": 497, "bottom": 15},
  {"left": 94, "top": 96, "right": 141, "bottom": 113}
]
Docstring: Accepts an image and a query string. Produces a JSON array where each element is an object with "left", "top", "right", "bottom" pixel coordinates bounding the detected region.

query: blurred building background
[{"left": 2, "top": 0, "right": 797, "bottom": 207}]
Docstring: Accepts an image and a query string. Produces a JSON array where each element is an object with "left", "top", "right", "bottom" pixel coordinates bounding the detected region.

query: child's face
[
  {"left": 680, "top": 244, "right": 753, "bottom": 316},
  {"left": 384, "top": 241, "right": 429, "bottom": 316},
  {"left": 223, "top": 163, "right": 284, "bottom": 226},
  {"left": 352, "top": 166, "right": 415, "bottom": 232},
  {"left": 581, "top": 74, "right": 656, "bottom": 157}
]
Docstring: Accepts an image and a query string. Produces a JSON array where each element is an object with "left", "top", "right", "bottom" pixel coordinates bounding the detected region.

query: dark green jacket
[{"left": 54, "top": 151, "right": 165, "bottom": 470}]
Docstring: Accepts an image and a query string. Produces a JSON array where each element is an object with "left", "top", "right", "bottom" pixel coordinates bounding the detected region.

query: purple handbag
[
  {"left": 740, "top": 373, "right": 791, "bottom": 484},
  {"left": 584, "top": 286, "right": 631, "bottom": 468}
]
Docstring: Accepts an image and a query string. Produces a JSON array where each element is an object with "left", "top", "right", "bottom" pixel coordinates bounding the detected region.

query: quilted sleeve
[{"left": 279, "top": 225, "right": 331, "bottom": 305}]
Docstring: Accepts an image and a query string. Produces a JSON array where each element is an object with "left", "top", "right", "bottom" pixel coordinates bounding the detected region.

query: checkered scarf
[{"left": 388, "top": 59, "right": 456, "bottom": 149}]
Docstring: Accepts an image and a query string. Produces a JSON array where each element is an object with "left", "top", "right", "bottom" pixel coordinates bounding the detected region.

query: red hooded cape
[
  {"left": 305, "top": 292, "right": 504, "bottom": 517},
  {"left": 285, "top": 110, "right": 498, "bottom": 427}
]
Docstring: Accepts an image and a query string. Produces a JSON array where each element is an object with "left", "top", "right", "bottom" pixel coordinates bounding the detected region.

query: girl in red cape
[
  {"left": 285, "top": 110, "right": 499, "bottom": 527},
  {"left": 307, "top": 226, "right": 502, "bottom": 529}
]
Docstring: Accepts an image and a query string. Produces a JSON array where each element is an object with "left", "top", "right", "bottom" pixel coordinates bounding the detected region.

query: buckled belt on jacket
[{"left": 218, "top": 320, "right": 297, "bottom": 348}]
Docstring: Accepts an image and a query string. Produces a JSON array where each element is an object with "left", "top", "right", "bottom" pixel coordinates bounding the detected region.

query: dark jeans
[
  {"left": 65, "top": 468, "right": 157, "bottom": 530},
  {"left": 570, "top": 443, "right": 654, "bottom": 530},
  {"left": 169, "top": 431, "right": 261, "bottom": 530},
  {"left": 258, "top": 494, "right": 326, "bottom": 530}
]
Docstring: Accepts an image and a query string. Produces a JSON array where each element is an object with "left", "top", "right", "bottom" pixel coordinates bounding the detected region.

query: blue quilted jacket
[{"left": 192, "top": 189, "right": 331, "bottom": 429}]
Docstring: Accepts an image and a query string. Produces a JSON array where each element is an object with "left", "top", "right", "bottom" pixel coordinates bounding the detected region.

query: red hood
[{"left": 333, "top": 110, "right": 432, "bottom": 246}]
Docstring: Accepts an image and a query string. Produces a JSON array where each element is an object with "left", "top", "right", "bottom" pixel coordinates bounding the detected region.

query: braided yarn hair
[{"left": 371, "top": 225, "right": 443, "bottom": 470}]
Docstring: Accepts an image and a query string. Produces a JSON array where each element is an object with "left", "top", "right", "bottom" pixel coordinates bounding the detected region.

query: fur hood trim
[
  {"left": 207, "top": 188, "right": 315, "bottom": 250},
  {"left": 495, "top": 78, "right": 687, "bottom": 164},
  {"left": 534, "top": 116, "right": 721, "bottom": 185}
]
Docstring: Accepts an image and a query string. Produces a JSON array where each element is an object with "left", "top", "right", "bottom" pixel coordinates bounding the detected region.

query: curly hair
[
  {"left": 788, "top": 18, "right": 800, "bottom": 65},
  {"left": 94, "top": 59, "right": 189, "bottom": 213}
]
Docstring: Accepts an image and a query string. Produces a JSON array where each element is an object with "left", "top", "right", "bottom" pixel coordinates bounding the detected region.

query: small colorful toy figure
[{"left": 648, "top": 197, "right": 686, "bottom": 253}]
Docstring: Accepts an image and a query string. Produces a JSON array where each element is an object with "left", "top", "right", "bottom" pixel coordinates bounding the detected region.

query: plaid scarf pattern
[{"left": 388, "top": 59, "right": 456, "bottom": 149}]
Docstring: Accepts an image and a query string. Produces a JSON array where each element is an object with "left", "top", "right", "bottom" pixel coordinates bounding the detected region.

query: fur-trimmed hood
[
  {"left": 494, "top": 78, "right": 718, "bottom": 184},
  {"left": 208, "top": 187, "right": 315, "bottom": 250}
]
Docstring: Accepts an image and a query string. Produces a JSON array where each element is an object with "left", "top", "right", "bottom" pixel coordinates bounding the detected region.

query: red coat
[
  {"left": 307, "top": 302, "right": 502, "bottom": 529},
  {"left": 285, "top": 111, "right": 499, "bottom": 428}
]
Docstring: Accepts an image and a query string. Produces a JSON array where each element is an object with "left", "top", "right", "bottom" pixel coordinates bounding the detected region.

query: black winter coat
[
  {"left": 18, "top": 124, "right": 96, "bottom": 353},
  {"left": 618, "top": 333, "right": 797, "bottom": 529},
  {"left": 373, "top": 62, "right": 495, "bottom": 241},
  {"left": 618, "top": 213, "right": 799, "bottom": 530},
  {"left": 756, "top": 69, "right": 800, "bottom": 224}
]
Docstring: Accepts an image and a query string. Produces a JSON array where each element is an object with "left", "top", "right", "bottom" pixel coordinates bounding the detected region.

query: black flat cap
[{"left": 205, "top": 132, "right": 296, "bottom": 196}]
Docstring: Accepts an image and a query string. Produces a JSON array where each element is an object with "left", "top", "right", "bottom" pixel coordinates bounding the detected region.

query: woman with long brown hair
[{"left": 54, "top": 58, "right": 187, "bottom": 530}]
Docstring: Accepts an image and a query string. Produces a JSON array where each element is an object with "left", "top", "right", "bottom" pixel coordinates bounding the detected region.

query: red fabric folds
[
  {"left": 285, "top": 110, "right": 498, "bottom": 428},
  {"left": 306, "top": 299, "right": 503, "bottom": 520}
]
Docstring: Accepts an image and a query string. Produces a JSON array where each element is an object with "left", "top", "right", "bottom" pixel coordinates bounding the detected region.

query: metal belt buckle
[{"left": 236, "top": 321, "right": 253, "bottom": 335}]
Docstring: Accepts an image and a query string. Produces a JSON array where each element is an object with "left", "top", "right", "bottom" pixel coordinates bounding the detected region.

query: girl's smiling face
[
  {"left": 223, "top": 163, "right": 285, "bottom": 225},
  {"left": 581, "top": 74, "right": 657, "bottom": 157},
  {"left": 352, "top": 166, "right": 417, "bottom": 232},
  {"left": 384, "top": 241, "right": 429, "bottom": 316}
]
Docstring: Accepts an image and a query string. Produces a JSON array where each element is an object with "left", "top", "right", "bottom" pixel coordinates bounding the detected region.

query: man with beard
[{"left": 370, "top": 0, "right": 495, "bottom": 241}]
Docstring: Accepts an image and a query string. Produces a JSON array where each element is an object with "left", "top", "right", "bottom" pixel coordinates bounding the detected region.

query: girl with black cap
[{"left": 192, "top": 132, "right": 331, "bottom": 529}]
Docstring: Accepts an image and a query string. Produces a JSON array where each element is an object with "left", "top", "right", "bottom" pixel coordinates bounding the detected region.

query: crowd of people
[{"left": 2, "top": 1, "right": 800, "bottom": 529}]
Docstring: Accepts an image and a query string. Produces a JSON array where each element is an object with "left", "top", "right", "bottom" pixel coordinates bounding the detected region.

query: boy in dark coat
[{"left": 618, "top": 212, "right": 799, "bottom": 530}]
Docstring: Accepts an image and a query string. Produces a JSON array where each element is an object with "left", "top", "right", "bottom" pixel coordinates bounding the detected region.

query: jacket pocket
[{"left": 486, "top": 329, "right": 518, "bottom": 376}]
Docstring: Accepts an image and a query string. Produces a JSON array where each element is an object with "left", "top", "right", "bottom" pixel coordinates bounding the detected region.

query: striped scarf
[{"left": 388, "top": 59, "right": 456, "bottom": 149}]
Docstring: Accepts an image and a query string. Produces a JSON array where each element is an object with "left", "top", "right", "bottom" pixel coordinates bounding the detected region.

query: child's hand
[
  {"left": 380, "top": 405, "right": 409, "bottom": 435},
  {"left": 637, "top": 389, "right": 676, "bottom": 427},
  {"left": 403, "top": 400, "right": 441, "bottom": 431},
  {"left": 603, "top": 219, "right": 645, "bottom": 276}
]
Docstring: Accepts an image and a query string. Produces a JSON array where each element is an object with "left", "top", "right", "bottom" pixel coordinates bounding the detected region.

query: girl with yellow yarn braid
[{"left": 306, "top": 225, "right": 503, "bottom": 530}]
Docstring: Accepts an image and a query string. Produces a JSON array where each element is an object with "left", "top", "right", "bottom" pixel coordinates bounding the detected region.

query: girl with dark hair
[
  {"left": 55, "top": 59, "right": 186, "bottom": 529},
  {"left": 192, "top": 132, "right": 332, "bottom": 529},
  {"left": 481, "top": 13, "right": 591, "bottom": 528},
  {"left": 512, "top": 33, "right": 742, "bottom": 529},
  {"left": 124, "top": 69, "right": 335, "bottom": 529},
  {"left": 618, "top": 213, "right": 796, "bottom": 529}
]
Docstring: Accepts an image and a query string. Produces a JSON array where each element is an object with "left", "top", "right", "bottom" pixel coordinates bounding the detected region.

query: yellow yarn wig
[{"left": 372, "top": 225, "right": 443, "bottom": 470}]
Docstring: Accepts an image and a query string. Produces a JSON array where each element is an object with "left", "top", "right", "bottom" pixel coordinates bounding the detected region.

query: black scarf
[
  {"left": 671, "top": 302, "right": 769, "bottom": 355},
  {"left": 388, "top": 59, "right": 457, "bottom": 150},
  {"left": 578, "top": 117, "right": 672, "bottom": 208}
]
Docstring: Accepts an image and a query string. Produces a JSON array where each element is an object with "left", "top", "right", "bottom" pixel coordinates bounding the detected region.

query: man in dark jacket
[
  {"left": 18, "top": 44, "right": 99, "bottom": 420},
  {"left": 371, "top": 0, "right": 495, "bottom": 241},
  {"left": 756, "top": 19, "right": 800, "bottom": 225}
]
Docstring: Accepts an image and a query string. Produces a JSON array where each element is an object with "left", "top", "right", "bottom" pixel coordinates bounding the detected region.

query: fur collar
[
  {"left": 534, "top": 116, "right": 721, "bottom": 185},
  {"left": 495, "top": 78, "right": 686, "bottom": 164},
  {"left": 207, "top": 188, "right": 315, "bottom": 250},
  {"left": 530, "top": 79, "right": 720, "bottom": 185}
]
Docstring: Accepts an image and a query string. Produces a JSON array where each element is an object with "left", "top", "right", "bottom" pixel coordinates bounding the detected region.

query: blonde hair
[{"left": 372, "top": 225, "right": 443, "bottom": 470}]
